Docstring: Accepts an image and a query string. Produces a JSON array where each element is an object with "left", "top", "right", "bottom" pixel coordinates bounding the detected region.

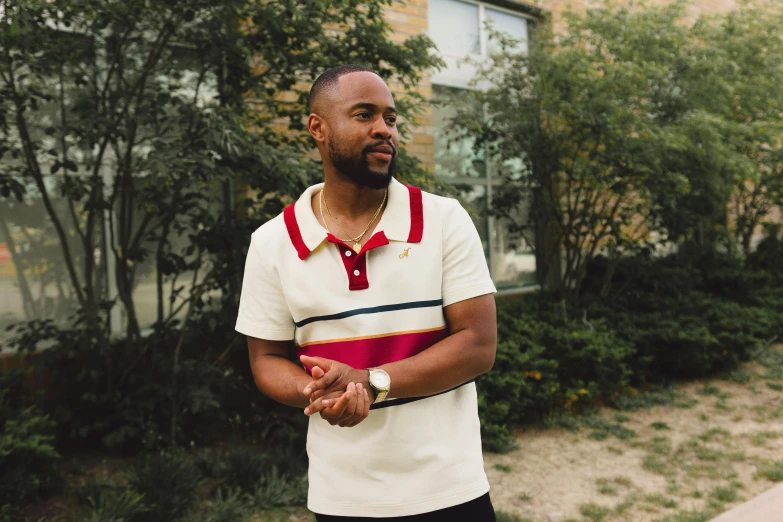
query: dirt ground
[{"left": 484, "top": 350, "right": 783, "bottom": 522}]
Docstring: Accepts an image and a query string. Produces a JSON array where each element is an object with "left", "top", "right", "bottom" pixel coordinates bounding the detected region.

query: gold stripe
[{"left": 297, "top": 326, "right": 447, "bottom": 348}]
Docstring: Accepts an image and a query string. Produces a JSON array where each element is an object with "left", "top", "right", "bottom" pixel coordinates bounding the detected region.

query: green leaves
[{"left": 451, "top": 0, "right": 783, "bottom": 297}]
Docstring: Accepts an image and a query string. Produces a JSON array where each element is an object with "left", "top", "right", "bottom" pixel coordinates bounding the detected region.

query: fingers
[
  {"left": 343, "top": 383, "right": 371, "bottom": 428},
  {"left": 338, "top": 383, "right": 359, "bottom": 426},
  {"left": 303, "top": 367, "right": 337, "bottom": 397},
  {"left": 300, "top": 355, "right": 332, "bottom": 374},
  {"left": 308, "top": 366, "right": 325, "bottom": 401},
  {"left": 306, "top": 388, "right": 351, "bottom": 417}
]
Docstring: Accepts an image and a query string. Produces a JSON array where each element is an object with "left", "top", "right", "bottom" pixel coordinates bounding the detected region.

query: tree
[
  {"left": 689, "top": 0, "right": 783, "bottom": 255},
  {"left": 450, "top": 1, "right": 699, "bottom": 297},
  {"left": 450, "top": 0, "right": 783, "bottom": 297},
  {"left": 0, "top": 0, "right": 440, "bottom": 338},
  {"left": 0, "top": 0, "right": 440, "bottom": 446}
]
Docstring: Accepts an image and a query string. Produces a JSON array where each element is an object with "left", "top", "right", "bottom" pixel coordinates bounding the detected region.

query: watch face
[{"left": 370, "top": 370, "right": 390, "bottom": 388}]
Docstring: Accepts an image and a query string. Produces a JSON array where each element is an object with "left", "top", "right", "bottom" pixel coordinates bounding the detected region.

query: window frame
[{"left": 428, "top": 1, "right": 539, "bottom": 294}]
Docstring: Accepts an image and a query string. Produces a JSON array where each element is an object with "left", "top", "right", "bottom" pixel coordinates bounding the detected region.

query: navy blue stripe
[
  {"left": 369, "top": 379, "right": 475, "bottom": 410},
  {"left": 294, "top": 299, "right": 443, "bottom": 328}
]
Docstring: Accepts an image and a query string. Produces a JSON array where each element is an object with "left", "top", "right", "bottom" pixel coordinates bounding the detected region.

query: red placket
[{"left": 326, "top": 232, "right": 390, "bottom": 290}]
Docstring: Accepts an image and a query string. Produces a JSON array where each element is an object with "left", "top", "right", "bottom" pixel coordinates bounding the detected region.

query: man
[{"left": 235, "top": 64, "right": 498, "bottom": 521}]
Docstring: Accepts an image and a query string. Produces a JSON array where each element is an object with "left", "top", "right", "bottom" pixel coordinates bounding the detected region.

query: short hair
[{"left": 309, "top": 64, "right": 380, "bottom": 113}]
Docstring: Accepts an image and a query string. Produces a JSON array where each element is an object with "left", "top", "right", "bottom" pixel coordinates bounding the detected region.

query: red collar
[{"left": 283, "top": 177, "right": 423, "bottom": 260}]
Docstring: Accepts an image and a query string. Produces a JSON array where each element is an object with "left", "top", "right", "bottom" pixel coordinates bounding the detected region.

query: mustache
[{"left": 363, "top": 140, "right": 397, "bottom": 157}]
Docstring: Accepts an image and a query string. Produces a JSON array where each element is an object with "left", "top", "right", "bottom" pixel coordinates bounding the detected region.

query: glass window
[
  {"left": 0, "top": 182, "right": 99, "bottom": 348},
  {"left": 430, "top": 17, "right": 537, "bottom": 291},
  {"left": 459, "top": 184, "right": 490, "bottom": 260},
  {"left": 429, "top": 1, "right": 529, "bottom": 89},
  {"left": 432, "top": 86, "right": 485, "bottom": 179},
  {"left": 490, "top": 216, "right": 537, "bottom": 289},
  {"left": 428, "top": 0, "right": 480, "bottom": 57},
  {"left": 485, "top": 7, "right": 529, "bottom": 56}
]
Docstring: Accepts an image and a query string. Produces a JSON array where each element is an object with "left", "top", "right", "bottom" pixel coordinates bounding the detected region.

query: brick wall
[
  {"left": 384, "top": 0, "right": 435, "bottom": 171},
  {"left": 536, "top": 0, "right": 739, "bottom": 29}
]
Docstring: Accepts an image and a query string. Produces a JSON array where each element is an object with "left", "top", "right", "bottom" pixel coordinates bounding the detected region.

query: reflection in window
[
  {"left": 0, "top": 186, "right": 101, "bottom": 346},
  {"left": 458, "top": 184, "right": 490, "bottom": 260},
  {"left": 485, "top": 7, "right": 529, "bottom": 56},
  {"left": 432, "top": 86, "right": 484, "bottom": 179},
  {"left": 491, "top": 216, "right": 537, "bottom": 289},
  {"left": 431, "top": 48, "right": 537, "bottom": 290},
  {"left": 428, "top": 0, "right": 480, "bottom": 57}
]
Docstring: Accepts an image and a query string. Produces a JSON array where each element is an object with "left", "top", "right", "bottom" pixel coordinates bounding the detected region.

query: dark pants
[{"left": 314, "top": 492, "right": 497, "bottom": 522}]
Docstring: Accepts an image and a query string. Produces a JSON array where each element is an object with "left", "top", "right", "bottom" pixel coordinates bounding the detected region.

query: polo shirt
[{"left": 235, "top": 176, "right": 497, "bottom": 517}]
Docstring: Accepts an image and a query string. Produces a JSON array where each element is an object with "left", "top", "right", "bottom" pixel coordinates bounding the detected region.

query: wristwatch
[{"left": 367, "top": 368, "right": 391, "bottom": 404}]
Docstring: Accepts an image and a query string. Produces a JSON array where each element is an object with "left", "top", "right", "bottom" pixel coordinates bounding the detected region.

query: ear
[{"left": 308, "top": 113, "right": 327, "bottom": 144}]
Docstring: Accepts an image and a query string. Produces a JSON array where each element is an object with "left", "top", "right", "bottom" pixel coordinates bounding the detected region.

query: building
[
  {"left": 384, "top": 0, "right": 745, "bottom": 295},
  {"left": 0, "top": 0, "right": 756, "bottom": 348}
]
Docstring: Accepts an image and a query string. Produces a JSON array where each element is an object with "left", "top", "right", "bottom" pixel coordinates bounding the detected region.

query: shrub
[
  {"left": 582, "top": 253, "right": 778, "bottom": 381},
  {"left": 76, "top": 481, "right": 148, "bottom": 522},
  {"left": 479, "top": 296, "right": 633, "bottom": 451},
  {"left": 0, "top": 368, "right": 63, "bottom": 519},
  {"left": 8, "top": 318, "right": 247, "bottom": 451},
  {"left": 218, "top": 442, "right": 307, "bottom": 495},
  {"left": 125, "top": 451, "right": 204, "bottom": 522},
  {"left": 213, "top": 444, "right": 307, "bottom": 509},
  {"left": 747, "top": 225, "right": 783, "bottom": 279},
  {"left": 196, "top": 488, "right": 252, "bottom": 522},
  {"left": 251, "top": 467, "right": 308, "bottom": 508}
]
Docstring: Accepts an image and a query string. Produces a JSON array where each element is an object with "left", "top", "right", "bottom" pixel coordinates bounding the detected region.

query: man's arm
[
  {"left": 302, "top": 293, "right": 496, "bottom": 406},
  {"left": 248, "top": 337, "right": 372, "bottom": 426},
  {"left": 247, "top": 337, "right": 313, "bottom": 409}
]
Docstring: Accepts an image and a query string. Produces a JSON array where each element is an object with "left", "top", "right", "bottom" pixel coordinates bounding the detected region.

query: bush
[
  {"left": 213, "top": 444, "right": 307, "bottom": 508},
  {"left": 582, "top": 253, "right": 779, "bottom": 381},
  {"left": 480, "top": 251, "right": 783, "bottom": 451},
  {"left": 196, "top": 489, "right": 252, "bottom": 522},
  {"left": 747, "top": 225, "right": 783, "bottom": 279},
  {"left": 125, "top": 451, "right": 204, "bottom": 522},
  {"left": 251, "top": 467, "right": 308, "bottom": 508},
  {"left": 8, "top": 317, "right": 248, "bottom": 451},
  {"left": 75, "top": 481, "right": 148, "bottom": 522},
  {"left": 478, "top": 296, "right": 633, "bottom": 452},
  {"left": 0, "top": 368, "right": 63, "bottom": 519}
]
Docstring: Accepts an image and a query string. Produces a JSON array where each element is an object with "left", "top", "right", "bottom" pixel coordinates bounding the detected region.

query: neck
[{"left": 322, "top": 169, "right": 388, "bottom": 220}]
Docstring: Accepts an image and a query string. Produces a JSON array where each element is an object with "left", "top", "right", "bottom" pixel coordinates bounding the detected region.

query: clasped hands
[{"left": 299, "top": 355, "right": 375, "bottom": 427}]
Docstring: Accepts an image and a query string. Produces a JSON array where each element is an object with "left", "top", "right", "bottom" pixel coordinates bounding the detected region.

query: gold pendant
[{"left": 353, "top": 243, "right": 362, "bottom": 254}]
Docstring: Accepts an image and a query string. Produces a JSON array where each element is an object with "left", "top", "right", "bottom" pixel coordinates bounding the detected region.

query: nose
[{"left": 370, "top": 115, "right": 392, "bottom": 140}]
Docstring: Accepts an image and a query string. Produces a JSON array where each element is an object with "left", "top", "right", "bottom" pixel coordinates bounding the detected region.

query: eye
[
  {"left": 386, "top": 116, "right": 397, "bottom": 125},
  {"left": 355, "top": 112, "right": 371, "bottom": 119}
]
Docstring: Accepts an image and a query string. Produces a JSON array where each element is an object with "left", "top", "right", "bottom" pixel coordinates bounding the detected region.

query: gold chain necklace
[{"left": 320, "top": 186, "right": 387, "bottom": 254}]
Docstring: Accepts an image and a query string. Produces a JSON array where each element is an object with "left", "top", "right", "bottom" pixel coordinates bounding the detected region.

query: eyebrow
[{"left": 348, "top": 102, "right": 397, "bottom": 114}]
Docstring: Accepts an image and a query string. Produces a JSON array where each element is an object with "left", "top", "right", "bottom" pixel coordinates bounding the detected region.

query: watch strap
[{"left": 367, "top": 368, "right": 390, "bottom": 404}]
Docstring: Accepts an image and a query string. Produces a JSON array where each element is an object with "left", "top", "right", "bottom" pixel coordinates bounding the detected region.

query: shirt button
[
  {"left": 353, "top": 270, "right": 360, "bottom": 276},
  {"left": 345, "top": 250, "right": 352, "bottom": 257}
]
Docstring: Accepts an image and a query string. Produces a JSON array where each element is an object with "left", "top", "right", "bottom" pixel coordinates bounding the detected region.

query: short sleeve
[
  {"left": 441, "top": 199, "right": 497, "bottom": 307},
  {"left": 235, "top": 233, "right": 296, "bottom": 340}
]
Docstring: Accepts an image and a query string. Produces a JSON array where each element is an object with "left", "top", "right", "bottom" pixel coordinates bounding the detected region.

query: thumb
[{"left": 300, "top": 354, "right": 333, "bottom": 371}]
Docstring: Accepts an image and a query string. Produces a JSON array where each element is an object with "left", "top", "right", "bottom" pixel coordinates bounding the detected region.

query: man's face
[{"left": 322, "top": 72, "right": 400, "bottom": 189}]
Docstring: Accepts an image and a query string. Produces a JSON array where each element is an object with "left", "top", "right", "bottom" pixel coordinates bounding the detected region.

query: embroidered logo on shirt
[{"left": 399, "top": 248, "right": 411, "bottom": 259}]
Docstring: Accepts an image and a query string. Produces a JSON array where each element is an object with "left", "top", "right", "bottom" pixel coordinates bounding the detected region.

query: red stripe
[
  {"left": 406, "top": 185, "right": 423, "bottom": 243},
  {"left": 298, "top": 328, "right": 447, "bottom": 371},
  {"left": 283, "top": 204, "right": 311, "bottom": 260}
]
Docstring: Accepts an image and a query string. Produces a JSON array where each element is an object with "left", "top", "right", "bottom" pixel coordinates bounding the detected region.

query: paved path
[{"left": 709, "top": 483, "right": 783, "bottom": 522}]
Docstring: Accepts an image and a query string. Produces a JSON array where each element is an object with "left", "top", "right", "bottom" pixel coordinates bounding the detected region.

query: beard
[{"left": 327, "top": 138, "right": 396, "bottom": 190}]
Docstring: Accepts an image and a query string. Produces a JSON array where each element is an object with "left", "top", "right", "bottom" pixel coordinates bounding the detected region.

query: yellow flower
[{"left": 578, "top": 388, "right": 588, "bottom": 396}]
